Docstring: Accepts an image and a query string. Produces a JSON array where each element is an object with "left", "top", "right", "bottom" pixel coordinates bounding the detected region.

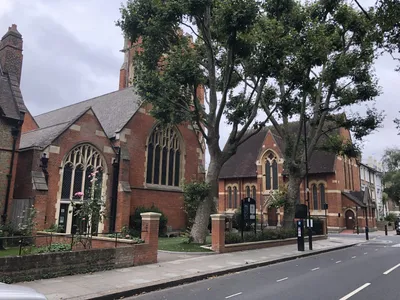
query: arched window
[
  {"left": 146, "top": 125, "right": 182, "bottom": 187},
  {"left": 319, "top": 184, "right": 326, "bottom": 208},
  {"left": 228, "top": 187, "right": 232, "bottom": 208},
  {"left": 246, "top": 186, "right": 250, "bottom": 198},
  {"left": 252, "top": 185, "right": 257, "bottom": 201},
  {"left": 60, "top": 144, "right": 105, "bottom": 200},
  {"left": 264, "top": 152, "right": 278, "bottom": 191},
  {"left": 312, "top": 184, "right": 318, "bottom": 210},
  {"left": 233, "top": 186, "right": 238, "bottom": 208}
]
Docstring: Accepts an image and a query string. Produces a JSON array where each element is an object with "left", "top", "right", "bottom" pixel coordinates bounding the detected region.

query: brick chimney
[{"left": 0, "top": 24, "right": 23, "bottom": 84}]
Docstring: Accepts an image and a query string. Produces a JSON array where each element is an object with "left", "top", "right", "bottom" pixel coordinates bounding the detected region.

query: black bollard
[
  {"left": 365, "top": 226, "right": 369, "bottom": 240},
  {"left": 385, "top": 225, "right": 388, "bottom": 236}
]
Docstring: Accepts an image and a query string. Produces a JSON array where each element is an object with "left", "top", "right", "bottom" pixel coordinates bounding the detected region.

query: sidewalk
[{"left": 17, "top": 236, "right": 363, "bottom": 300}]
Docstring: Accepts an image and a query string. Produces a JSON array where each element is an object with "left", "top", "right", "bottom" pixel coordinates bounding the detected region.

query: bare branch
[
  {"left": 216, "top": 41, "right": 236, "bottom": 137},
  {"left": 236, "top": 105, "right": 278, "bottom": 148},
  {"left": 180, "top": 22, "right": 204, "bottom": 42}
]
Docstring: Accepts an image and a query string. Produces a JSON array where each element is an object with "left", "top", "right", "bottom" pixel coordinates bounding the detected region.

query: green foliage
[
  {"left": 385, "top": 213, "right": 398, "bottom": 222},
  {"left": 130, "top": 205, "right": 168, "bottom": 236},
  {"left": 117, "top": 0, "right": 385, "bottom": 236},
  {"left": 44, "top": 224, "right": 65, "bottom": 233},
  {"left": 382, "top": 148, "right": 400, "bottom": 205},
  {"left": 183, "top": 181, "right": 210, "bottom": 227},
  {"left": 35, "top": 243, "right": 72, "bottom": 254},
  {"left": 225, "top": 228, "right": 296, "bottom": 244}
]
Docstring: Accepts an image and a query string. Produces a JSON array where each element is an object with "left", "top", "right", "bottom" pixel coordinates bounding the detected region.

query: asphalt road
[{"left": 129, "top": 235, "right": 400, "bottom": 300}]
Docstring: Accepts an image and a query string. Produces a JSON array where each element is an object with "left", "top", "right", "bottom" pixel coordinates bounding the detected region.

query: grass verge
[{"left": 158, "top": 236, "right": 212, "bottom": 252}]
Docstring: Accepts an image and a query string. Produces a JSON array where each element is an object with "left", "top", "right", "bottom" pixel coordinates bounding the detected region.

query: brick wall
[
  {"left": 21, "top": 112, "right": 38, "bottom": 133},
  {"left": 0, "top": 212, "right": 161, "bottom": 283},
  {"left": 0, "top": 247, "right": 136, "bottom": 283},
  {"left": 211, "top": 214, "right": 327, "bottom": 254},
  {"left": 119, "top": 109, "right": 202, "bottom": 230}
]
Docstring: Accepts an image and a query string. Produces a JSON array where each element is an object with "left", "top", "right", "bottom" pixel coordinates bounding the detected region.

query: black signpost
[
  {"left": 241, "top": 197, "right": 257, "bottom": 241},
  {"left": 295, "top": 204, "right": 307, "bottom": 251}
]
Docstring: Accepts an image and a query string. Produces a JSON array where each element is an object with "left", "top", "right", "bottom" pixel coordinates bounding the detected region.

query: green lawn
[
  {"left": 158, "top": 236, "right": 212, "bottom": 252},
  {"left": 0, "top": 247, "right": 20, "bottom": 257}
]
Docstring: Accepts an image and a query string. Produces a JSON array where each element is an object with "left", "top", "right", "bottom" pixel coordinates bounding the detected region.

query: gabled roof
[
  {"left": 20, "top": 87, "right": 142, "bottom": 149},
  {"left": 0, "top": 71, "right": 26, "bottom": 121},
  {"left": 342, "top": 188, "right": 376, "bottom": 208},
  {"left": 219, "top": 122, "right": 338, "bottom": 179},
  {"left": 34, "top": 87, "right": 142, "bottom": 138}
]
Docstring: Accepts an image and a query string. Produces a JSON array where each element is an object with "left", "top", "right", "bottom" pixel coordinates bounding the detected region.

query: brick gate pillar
[
  {"left": 211, "top": 214, "right": 226, "bottom": 253},
  {"left": 140, "top": 212, "right": 161, "bottom": 245}
]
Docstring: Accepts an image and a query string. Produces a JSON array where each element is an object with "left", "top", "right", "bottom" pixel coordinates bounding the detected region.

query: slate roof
[
  {"left": 0, "top": 71, "right": 26, "bottom": 121},
  {"left": 20, "top": 87, "right": 142, "bottom": 150},
  {"left": 219, "top": 123, "right": 338, "bottom": 179},
  {"left": 342, "top": 189, "right": 375, "bottom": 208}
]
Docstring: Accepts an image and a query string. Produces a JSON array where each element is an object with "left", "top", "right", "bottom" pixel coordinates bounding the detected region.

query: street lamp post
[{"left": 303, "top": 114, "right": 312, "bottom": 250}]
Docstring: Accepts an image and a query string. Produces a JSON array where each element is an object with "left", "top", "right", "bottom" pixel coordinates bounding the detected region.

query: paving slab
[{"left": 18, "top": 236, "right": 362, "bottom": 300}]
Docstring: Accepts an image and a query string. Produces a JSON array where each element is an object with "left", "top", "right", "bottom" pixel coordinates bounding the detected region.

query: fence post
[
  {"left": 19, "top": 237, "right": 23, "bottom": 256},
  {"left": 70, "top": 232, "right": 74, "bottom": 250},
  {"left": 115, "top": 233, "right": 118, "bottom": 248},
  {"left": 49, "top": 232, "right": 53, "bottom": 250}
]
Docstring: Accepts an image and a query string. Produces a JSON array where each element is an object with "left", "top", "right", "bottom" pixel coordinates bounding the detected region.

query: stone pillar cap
[
  {"left": 210, "top": 214, "right": 226, "bottom": 220},
  {"left": 140, "top": 212, "right": 162, "bottom": 220}
]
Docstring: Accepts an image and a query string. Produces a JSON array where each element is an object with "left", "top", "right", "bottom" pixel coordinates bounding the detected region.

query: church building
[
  {"left": 6, "top": 25, "right": 205, "bottom": 234},
  {"left": 218, "top": 123, "right": 377, "bottom": 232}
]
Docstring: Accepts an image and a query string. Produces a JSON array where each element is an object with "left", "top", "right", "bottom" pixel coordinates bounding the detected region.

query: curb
[{"left": 91, "top": 243, "right": 358, "bottom": 300}]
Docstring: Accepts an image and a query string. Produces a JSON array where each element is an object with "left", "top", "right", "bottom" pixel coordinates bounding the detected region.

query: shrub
[
  {"left": 385, "top": 213, "right": 397, "bottom": 223},
  {"left": 35, "top": 243, "right": 72, "bottom": 254},
  {"left": 225, "top": 228, "right": 296, "bottom": 244},
  {"left": 231, "top": 209, "right": 252, "bottom": 231},
  {"left": 130, "top": 205, "right": 168, "bottom": 236}
]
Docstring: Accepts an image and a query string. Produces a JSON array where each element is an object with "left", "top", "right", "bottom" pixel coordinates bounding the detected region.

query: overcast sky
[{"left": 1, "top": 0, "right": 399, "bottom": 165}]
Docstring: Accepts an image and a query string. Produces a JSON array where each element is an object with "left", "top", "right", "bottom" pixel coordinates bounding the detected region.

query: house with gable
[
  {"left": 10, "top": 30, "right": 205, "bottom": 234},
  {"left": 218, "top": 122, "right": 377, "bottom": 233},
  {"left": 0, "top": 24, "right": 30, "bottom": 226}
]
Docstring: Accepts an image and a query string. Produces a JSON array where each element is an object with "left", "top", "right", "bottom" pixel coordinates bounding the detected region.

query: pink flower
[{"left": 74, "top": 192, "right": 84, "bottom": 197}]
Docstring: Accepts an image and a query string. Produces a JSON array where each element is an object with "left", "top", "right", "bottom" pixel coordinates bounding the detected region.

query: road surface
[{"left": 130, "top": 235, "right": 400, "bottom": 300}]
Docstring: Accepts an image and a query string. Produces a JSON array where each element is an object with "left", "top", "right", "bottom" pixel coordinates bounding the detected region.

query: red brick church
[
  {"left": 2, "top": 25, "right": 205, "bottom": 234},
  {"left": 218, "top": 124, "right": 377, "bottom": 232}
]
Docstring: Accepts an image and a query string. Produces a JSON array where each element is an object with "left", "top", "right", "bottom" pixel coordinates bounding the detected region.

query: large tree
[
  {"left": 382, "top": 148, "right": 400, "bottom": 205},
  {"left": 117, "top": 0, "right": 383, "bottom": 242},
  {"left": 258, "top": 1, "right": 383, "bottom": 225}
]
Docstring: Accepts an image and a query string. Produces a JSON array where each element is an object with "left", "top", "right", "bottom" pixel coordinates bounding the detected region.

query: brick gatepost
[
  {"left": 211, "top": 214, "right": 226, "bottom": 253},
  {"left": 140, "top": 212, "right": 161, "bottom": 263}
]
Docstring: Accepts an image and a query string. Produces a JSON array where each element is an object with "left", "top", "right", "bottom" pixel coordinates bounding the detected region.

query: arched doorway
[
  {"left": 345, "top": 210, "right": 355, "bottom": 230},
  {"left": 268, "top": 207, "right": 278, "bottom": 226}
]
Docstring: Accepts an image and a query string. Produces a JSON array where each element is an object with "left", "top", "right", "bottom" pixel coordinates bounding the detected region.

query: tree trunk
[
  {"left": 190, "top": 158, "right": 221, "bottom": 244},
  {"left": 282, "top": 176, "right": 302, "bottom": 228}
]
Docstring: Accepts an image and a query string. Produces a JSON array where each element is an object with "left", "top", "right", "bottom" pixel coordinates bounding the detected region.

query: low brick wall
[
  {"left": 224, "top": 235, "right": 327, "bottom": 253},
  {"left": 0, "top": 246, "right": 134, "bottom": 283},
  {"left": 35, "top": 232, "right": 138, "bottom": 250},
  {"left": 0, "top": 212, "right": 161, "bottom": 283},
  {"left": 211, "top": 214, "right": 327, "bottom": 253}
]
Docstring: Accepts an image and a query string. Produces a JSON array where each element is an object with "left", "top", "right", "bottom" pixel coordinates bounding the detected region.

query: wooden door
[{"left": 345, "top": 210, "right": 355, "bottom": 230}]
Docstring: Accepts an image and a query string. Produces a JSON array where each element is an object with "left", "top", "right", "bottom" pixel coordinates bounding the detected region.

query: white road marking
[
  {"left": 392, "top": 244, "right": 400, "bottom": 248},
  {"left": 336, "top": 261, "right": 342, "bottom": 264},
  {"left": 352, "top": 256, "right": 356, "bottom": 259},
  {"left": 364, "top": 252, "right": 368, "bottom": 255},
  {"left": 276, "top": 277, "right": 288, "bottom": 282},
  {"left": 383, "top": 263, "right": 400, "bottom": 275},
  {"left": 375, "top": 249, "right": 378, "bottom": 251},
  {"left": 339, "top": 283, "right": 371, "bottom": 300},
  {"left": 225, "top": 292, "right": 243, "bottom": 299},
  {"left": 311, "top": 267, "right": 320, "bottom": 271}
]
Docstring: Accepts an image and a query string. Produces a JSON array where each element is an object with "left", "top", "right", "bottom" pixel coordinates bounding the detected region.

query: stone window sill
[{"left": 143, "top": 184, "right": 183, "bottom": 192}]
